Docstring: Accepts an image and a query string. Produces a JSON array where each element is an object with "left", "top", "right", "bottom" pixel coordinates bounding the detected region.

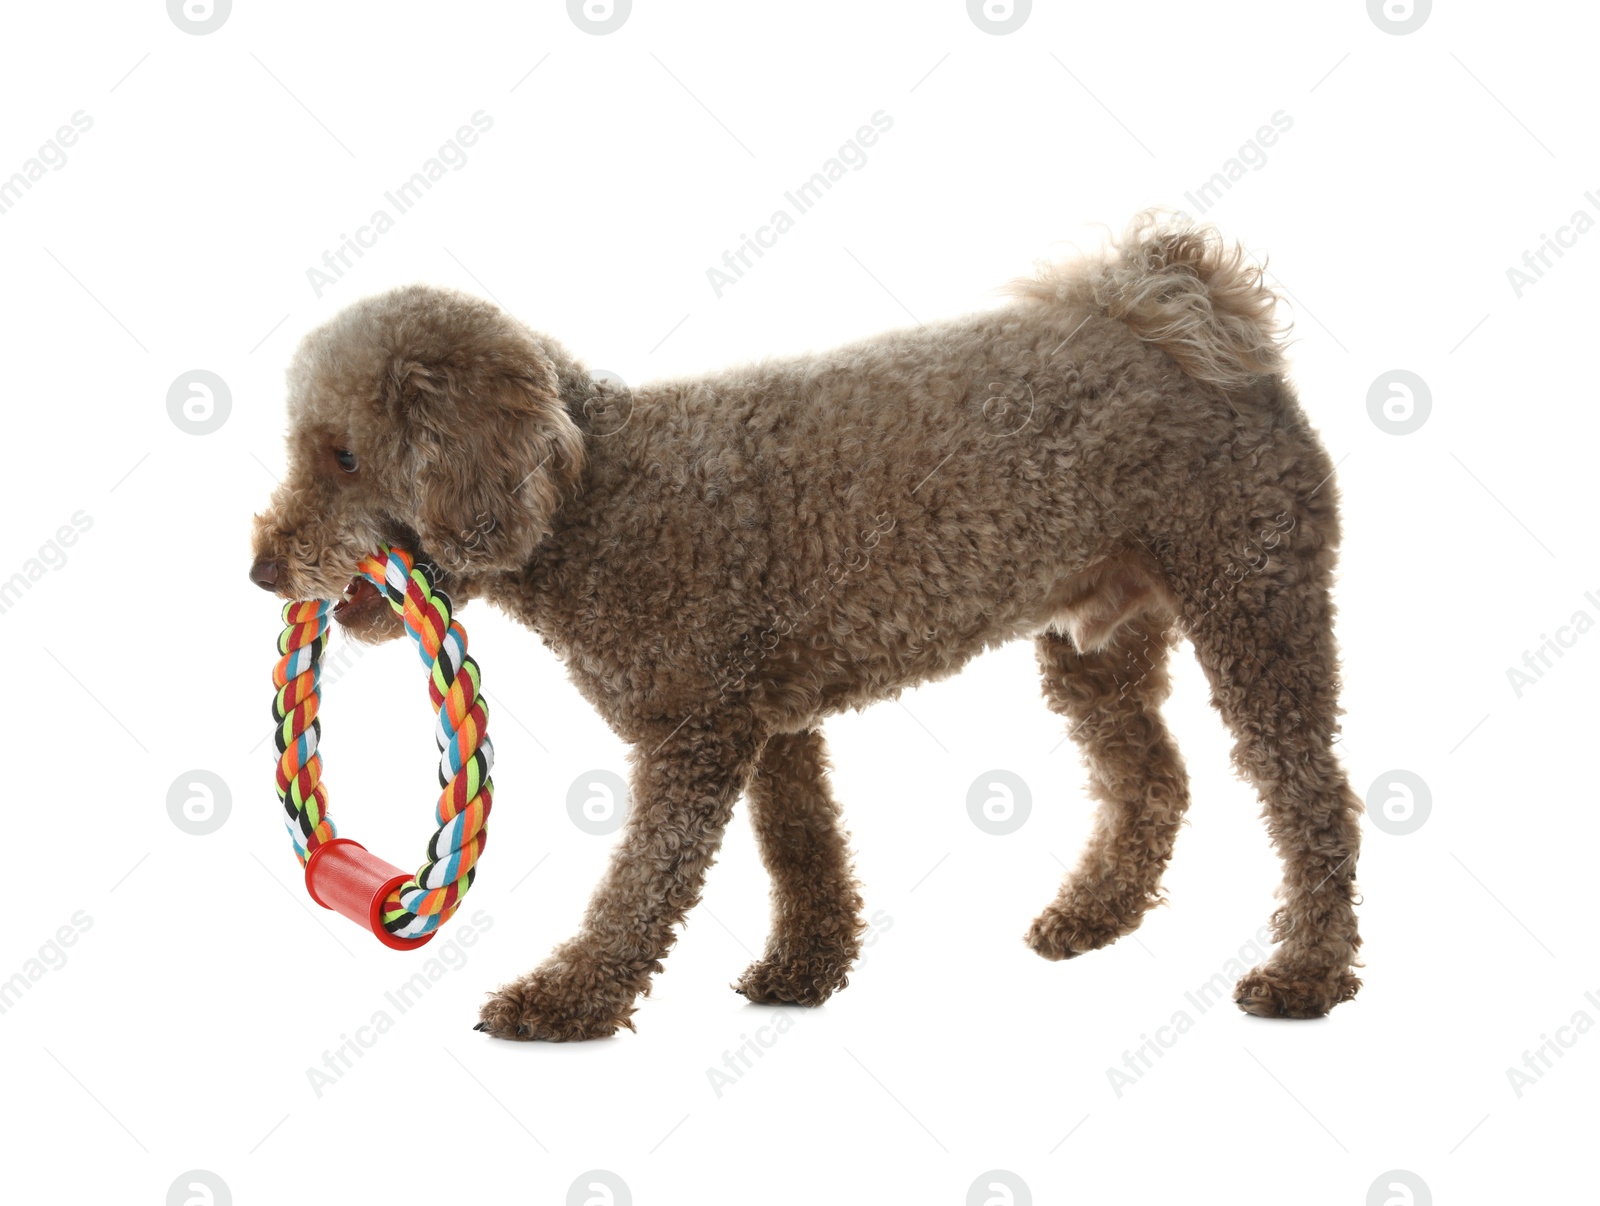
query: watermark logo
[
  {"left": 0, "top": 911, "right": 93, "bottom": 1017},
  {"left": 568, "top": 0, "right": 630, "bottom": 35},
  {"left": 1182, "top": 111, "right": 1294, "bottom": 216},
  {"left": 1366, "top": 370, "right": 1430, "bottom": 435},
  {"left": 167, "top": 370, "right": 231, "bottom": 435},
  {"left": 707, "top": 910, "right": 892, "bottom": 1098},
  {"left": 981, "top": 375, "right": 1035, "bottom": 437},
  {"left": 0, "top": 111, "right": 94, "bottom": 218},
  {"left": 1105, "top": 1010, "right": 1196, "bottom": 1096},
  {"left": 1365, "top": 770, "right": 1430, "bottom": 836},
  {"left": 306, "top": 112, "right": 494, "bottom": 298},
  {"left": 567, "top": 1170, "right": 631, "bottom": 1206},
  {"left": 568, "top": 769, "right": 630, "bottom": 835},
  {"left": 1106, "top": 924, "right": 1276, "bottom": 1095},
  {"left": 584, "top": 370, "right": 634, "bottom": 438},
  {"left": 706, "top": 1014, "right": 799, "bottom": 1097},
  {"left": 1506, "top": 591, "right": 1600, "bottom": 697},
  {"left": 1505, "top": 990, "right": 1599, "bottom": 1098},
  {"left": 0, "top": 511, "right": 94, "bottom": 618},
  {"left": 321, "top": 632, "right": 368, "bottom": 690},
  {"left": 967, "top": 770, "right": 1031, "bottom": 835},
  {"left": 1366, "top": 0, "right": 1430, "bottom": 35},
  {"left": 168, "top": 770, "right": 232, "bottom": 836},
  {"left": 1366, "top": 1170, "right": 1431, "bottom": 1205},
  {"left": 1189, "top": 511, "right": 1296, "bottom": 621},
  {"left": 707, "top": 111, "right": 894, "bottom": 298},
  {"left": 967, "top": 1170, "right": 1032, "bottom": 1205},
  {"left": 1506, "top": 194, "right": 1600, "bottom": 299},
  {"left": 967, "top": 0, "right": 1031, "bottom": 35},
  {"left": 856, "top": 907, "right": 894, "bottom": 968},
  {"left": 167, "top": 1170, "right": 232, "bottom": 1206},
  {"left": 306, "top": 912, "right": 493, "bottom": 1096},
  {"left": 167, "top": 0, "right": 231, "bottom": 35}
]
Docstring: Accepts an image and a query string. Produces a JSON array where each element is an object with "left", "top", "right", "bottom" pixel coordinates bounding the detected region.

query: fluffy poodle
[{"left": 250, "top": 213, "right": 1362, "bottom": 1039}]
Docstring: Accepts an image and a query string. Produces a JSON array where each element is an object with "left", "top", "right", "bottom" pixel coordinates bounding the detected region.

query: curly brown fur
[
  {"left": 250, "top": 211, "right": 1362, "bottom": 1038},
  {"left": 1030, "top": 601, "right": 1189, "bottom": 959},
  {"left": 1008, "top": 210, "right": 1286, "bottom": 391},
  {"left": 734, "top": 729, "right": 867, "bottom": 1005}
]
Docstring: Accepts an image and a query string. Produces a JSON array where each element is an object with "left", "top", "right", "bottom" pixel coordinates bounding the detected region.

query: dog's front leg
[{"left": 476, "top": 716, "right": 763, "bottom": 1041}]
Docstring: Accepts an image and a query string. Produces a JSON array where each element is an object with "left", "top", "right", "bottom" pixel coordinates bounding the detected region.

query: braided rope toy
[{"left": 273, "top": 546, "right": 492, "bottom": 949}]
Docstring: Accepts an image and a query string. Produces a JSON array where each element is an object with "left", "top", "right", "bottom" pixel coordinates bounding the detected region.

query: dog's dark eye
[{"left": 335, "top": 449, "right": 358, "bottom": 474}]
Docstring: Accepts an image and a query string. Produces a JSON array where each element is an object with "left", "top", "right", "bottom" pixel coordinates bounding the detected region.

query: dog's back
[{"left": 520, "top": 214, "right": 1312, "bottom": 729}]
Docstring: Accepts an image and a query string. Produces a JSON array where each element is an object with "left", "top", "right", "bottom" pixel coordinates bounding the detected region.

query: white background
[{"left": 1, "top": 2, "right": 1595, "bottom": 1203}]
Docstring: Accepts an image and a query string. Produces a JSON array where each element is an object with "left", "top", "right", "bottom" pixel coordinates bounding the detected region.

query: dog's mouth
[{"left": 332, "top": 575, "right": 385, "bottom": 627}]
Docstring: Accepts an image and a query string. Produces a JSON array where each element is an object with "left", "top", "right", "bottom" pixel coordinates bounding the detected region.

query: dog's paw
[
  {"left": 733, "top": 951, "right": 854, "bottom": 1006},
  {"left": 474, "top": 969, "right": 638, "bottom": 1042},
  {"left": 1233, "top": 965, "right": 1361, "bottom": 1019},
  {"left": 1024, "top": 903, "right": 1129, "bottom": 961}
]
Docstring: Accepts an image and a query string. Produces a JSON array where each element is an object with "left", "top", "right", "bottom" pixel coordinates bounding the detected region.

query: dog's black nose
[{"left": 249, "top": 558, "right": 282, "bottom": 591}]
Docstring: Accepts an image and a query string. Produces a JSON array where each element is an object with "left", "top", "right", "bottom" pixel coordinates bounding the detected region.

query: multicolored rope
[{"left": 272, "top": 546, "right": 493, "bottom": 941}]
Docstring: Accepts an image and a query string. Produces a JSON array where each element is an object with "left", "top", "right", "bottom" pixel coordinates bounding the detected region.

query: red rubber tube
[{"left": 304, "top": 838, "right": 436, "bottom": 950}]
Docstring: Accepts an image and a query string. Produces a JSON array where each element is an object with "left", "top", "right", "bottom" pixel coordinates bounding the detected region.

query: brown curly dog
[{"left": 249, "top": 213, "right": 1362, "bottom": 1039}]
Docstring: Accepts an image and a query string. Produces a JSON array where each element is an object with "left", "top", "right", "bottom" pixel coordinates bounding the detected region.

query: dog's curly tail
[{"left": 1009, "top": 210, "right": 1287, "bottom": 392}]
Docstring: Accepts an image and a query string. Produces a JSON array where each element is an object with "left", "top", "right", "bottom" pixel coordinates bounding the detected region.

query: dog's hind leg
[
  {"left": 1028, "top": 605, "right": 1191, "bottom": 960},
  {"left": 1175, "top": 486, "right": 1363, "bottom": 1018},
  {"left": 733, "top": 728, "right": 867, "bottom": 1005},
  {"left": 1183, "top": 580, "right": 1362, "bottom": 1016}
]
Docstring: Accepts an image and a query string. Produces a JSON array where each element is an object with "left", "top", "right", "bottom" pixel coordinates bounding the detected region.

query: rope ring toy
[{"left": 272, "top": 546, "right": 492, "bottom": 950}]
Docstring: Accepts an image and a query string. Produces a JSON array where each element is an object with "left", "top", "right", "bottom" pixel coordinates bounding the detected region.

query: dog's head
[{"left": 249, "top": 285, "right": 585, "bottom": 640}]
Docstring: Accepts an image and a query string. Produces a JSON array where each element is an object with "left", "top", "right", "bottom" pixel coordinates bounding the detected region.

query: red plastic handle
[{"left": 304, "top": 838, "right": 435, "bottom": 950}]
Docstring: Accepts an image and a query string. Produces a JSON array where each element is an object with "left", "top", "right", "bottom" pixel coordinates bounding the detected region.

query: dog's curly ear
[{"left": 393, "top": 350, "right": 585, "bottom": 574}]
